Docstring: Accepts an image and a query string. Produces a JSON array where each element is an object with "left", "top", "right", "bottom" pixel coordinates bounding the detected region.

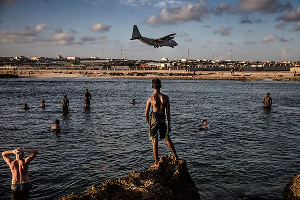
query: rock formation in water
[
  {"left": 60, "top": 155, "right": 200, "bottom": 200},
  {"left": 283, "top": 174, "right": 300, "bottom": 200}
]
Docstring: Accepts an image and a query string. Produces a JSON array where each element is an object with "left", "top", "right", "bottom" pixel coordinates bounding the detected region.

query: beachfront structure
[{"left": 0, "top": 56, "right": 299, "bottom": 72}]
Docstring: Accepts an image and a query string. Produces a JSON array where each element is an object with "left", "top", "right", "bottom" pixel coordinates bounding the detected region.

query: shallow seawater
[{"left": 0, "top": 78, "right": 299, "bottom": 200}]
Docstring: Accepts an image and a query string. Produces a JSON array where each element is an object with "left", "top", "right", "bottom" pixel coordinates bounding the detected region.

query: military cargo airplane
[{"left": 130, "top": 25, "right": 178, "bottom": 48}]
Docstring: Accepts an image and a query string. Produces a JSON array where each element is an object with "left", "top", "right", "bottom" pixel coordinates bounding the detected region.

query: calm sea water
[{"left": 0, "top": 78, "right": 300, "bottom": 200}]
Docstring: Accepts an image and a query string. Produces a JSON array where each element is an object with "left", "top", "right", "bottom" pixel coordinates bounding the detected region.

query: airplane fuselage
[{"left": 138, "top": 36, "right": 177, "bottom": 48}]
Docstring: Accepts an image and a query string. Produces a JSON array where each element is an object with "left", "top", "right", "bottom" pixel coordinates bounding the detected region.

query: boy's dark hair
[
  {"left": 152, "top": 79, "right": 161, "bottom": 89},
  {"left": 55, "top": 119, "right": 60, "bottom": 125}
]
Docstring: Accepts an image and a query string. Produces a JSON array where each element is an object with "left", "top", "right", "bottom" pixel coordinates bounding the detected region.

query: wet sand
[{"left": 1, "top": 69, "right": 300, "bottom": 81}]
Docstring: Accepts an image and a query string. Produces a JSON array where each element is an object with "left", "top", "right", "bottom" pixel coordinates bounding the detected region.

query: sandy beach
[{"left": 1, "top": 69, "right": 300, "bottom": 81}]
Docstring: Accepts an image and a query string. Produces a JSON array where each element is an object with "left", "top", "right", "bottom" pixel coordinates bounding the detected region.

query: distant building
[
  {"left": 67, "top": 57, "right": 80, "bottom": 60},
  {"left": 30, "top": 57, "right": 39, "bottom": 61}
]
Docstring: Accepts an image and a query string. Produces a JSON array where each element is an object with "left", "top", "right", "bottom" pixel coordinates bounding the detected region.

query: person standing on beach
[
  {"left": 2, "top": 148, "right": 38, "bottom": 192},
  {"left": 61, "top": 95, "right": 69, "bottom": 112},
  {"left": 84, "top": 89, "right": 91, "bottom": 109},
  {"left": 145, "top": 79, "right": 178, "bottom": 167},
  {"left": 263, "top": 93, "right": 272, "bottom": 108}
]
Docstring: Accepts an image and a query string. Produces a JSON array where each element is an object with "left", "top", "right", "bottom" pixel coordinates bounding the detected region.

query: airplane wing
[{"left": 154, "top": 33, "right": 176, "bottom": 41}]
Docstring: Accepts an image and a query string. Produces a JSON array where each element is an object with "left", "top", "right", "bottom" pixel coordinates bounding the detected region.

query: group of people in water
[
  {"left": 2, "top": 78, "right": 274, "bottom": 195},
  {"left": 3, "top": 89, "right": 93, "bottom": 194},
  {"left": 22, "top": 89, "right": 92, "bottom": 131}
]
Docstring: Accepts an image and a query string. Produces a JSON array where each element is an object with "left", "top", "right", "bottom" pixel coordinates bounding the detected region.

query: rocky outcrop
[
  {"left": 59, "top": 155, "right": 200, "bottom": 200},
  {"left": 283, "top": 174, "right": 300, "bottom": 200}
]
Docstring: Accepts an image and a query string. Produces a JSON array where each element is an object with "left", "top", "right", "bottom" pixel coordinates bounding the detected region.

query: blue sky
[{"left": 0, "top": 0, "right": 299, "bottom": 61}]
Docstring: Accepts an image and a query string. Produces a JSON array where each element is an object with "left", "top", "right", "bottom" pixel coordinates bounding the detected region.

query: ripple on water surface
[{"left": 0, "top": 79, "right": 299, "bottom": 199}]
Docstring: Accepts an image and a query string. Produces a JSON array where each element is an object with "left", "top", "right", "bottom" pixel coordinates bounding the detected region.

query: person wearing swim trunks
[
  {"left": 145, "top": 79, "right": 178, "bottom": 167},
  {"left": 263, "top": 93, "right": 272, "bottom": 108},
  {"left": 2, "top": 148, "right": 38, "bottom": 192},
  {"left": 84, "top": 89, "right": 91, "bottom": 109}
]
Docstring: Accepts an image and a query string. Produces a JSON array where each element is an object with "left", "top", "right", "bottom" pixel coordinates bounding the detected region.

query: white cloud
[
  {"left": 98, "top": 36, "right": 108, "bottom": 43},
  {"left": 238, "top": 0, "right": 292, "bottom": 14},
  {"left": 83, "top": 0, "right": 103, "bottom": 6},
  {"left": 213, "top": 26, "right": 233, "bottom": 36},
  {"left": 274, "top": 22, "right": 286, "bottom": 30},
  {"left": 41, "top": 31, "right": 75, "bottom": 46},
  {"left": 179, "top": 31, "right": 189, "bottom": 37},
  {"left": 214, "top": 2, "right": 235, "bottom": 16},
  {"left": 90, "top": 23, "right": 112, "bottom": 32},
  {"left": 0, "top": 35, "right": 35, "bottom": 44},
  {"left": 120, "top": 0, "right": 183, "bottom": 8},
  {"left": 244, "top": 41, "right": 256, "bottom": 45},
  {"left": 262, "top": 34, "right": 277, "bottom": 43},
  {"left": 0, "top": 24, "right": 46, "bottom": 37},
  {"left": 184, "top": 37, "right": 192, "bottom": 42},
  {"left": 144, "top": 1, "right": 210, "bottom": 25},
  {"left": 294, "top": 22, "right": 300, "bottom": 31},
  {"left": 278, "top": 7, "right": 300, "bottom": 22},
  {"left": 35, "top": 24, "right": 47, "bottom": 32},
  {"left": 81, "top": 36, "right": 97, "bottom": 42},
  {"left": 0, "top": 24, "right": 48, "bottom": 44},
  {"left": 153, "top": 0, "right": 184, "bottom": 8}
]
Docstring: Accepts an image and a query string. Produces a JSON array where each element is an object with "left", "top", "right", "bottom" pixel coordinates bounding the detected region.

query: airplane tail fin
[{"left": 130, "top": 25, "right": 141, "bottom": 40}]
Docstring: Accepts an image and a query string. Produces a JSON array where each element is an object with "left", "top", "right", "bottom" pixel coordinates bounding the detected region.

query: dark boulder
[{"left": 60, "top": 155, "right": 200, "bottom": 200}]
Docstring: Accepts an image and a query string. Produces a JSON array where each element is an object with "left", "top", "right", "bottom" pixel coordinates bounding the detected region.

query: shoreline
[{"left": 1, "top": 69, "right": 300, "bottom": 81}]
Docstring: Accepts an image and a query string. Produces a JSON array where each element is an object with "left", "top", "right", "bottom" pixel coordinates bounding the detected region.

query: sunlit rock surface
[
  {"left": 283, "top": 174, "right": 300, "bottom": 200},
  {"left": 60, "top": 155, "right": 200, "bottom": 200}
]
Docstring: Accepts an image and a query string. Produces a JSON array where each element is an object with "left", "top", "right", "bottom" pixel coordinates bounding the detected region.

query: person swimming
[
  {"left": 131, "top": 99, "right": 136, "bottom": 105},
  {"left": 198, "top": 120, "right": 210, "bottom": 131},
  {"left": 40, "top": 100, "right": 45, "bottom": 108},
  {"left": 51, "top": 119, "right": 60, "bottom": 131},
  {"left": 23, "top": 103, "right": 30, "bottom": 110}
]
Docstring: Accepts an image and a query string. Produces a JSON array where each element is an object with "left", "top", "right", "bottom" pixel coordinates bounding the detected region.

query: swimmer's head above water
[{"left": 152, "top": 79, "right": 161, "bottom": 89}]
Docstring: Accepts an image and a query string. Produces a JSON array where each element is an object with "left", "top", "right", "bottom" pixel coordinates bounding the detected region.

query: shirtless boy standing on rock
[
  {"left": 145, "top": 79, "right": 178, "bottom": 167},
  {"left": 2, "top": 148, "right": 38, "bottom": 192}
]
